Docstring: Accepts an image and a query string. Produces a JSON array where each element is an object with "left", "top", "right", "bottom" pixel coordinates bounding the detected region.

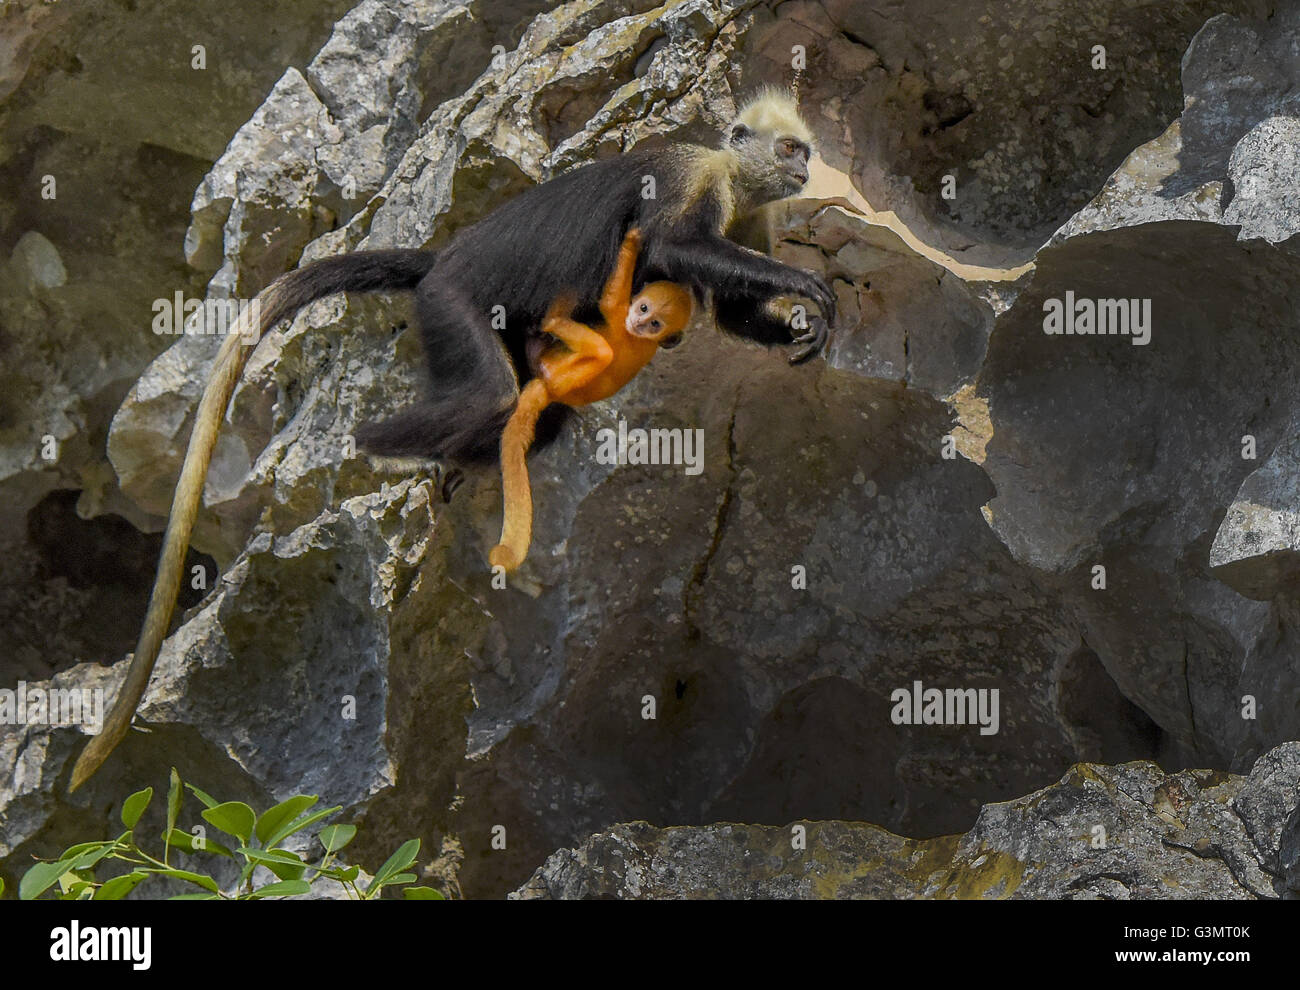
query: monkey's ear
[{"left": 730, "top": 124, "right": 751, "bottom": 145}]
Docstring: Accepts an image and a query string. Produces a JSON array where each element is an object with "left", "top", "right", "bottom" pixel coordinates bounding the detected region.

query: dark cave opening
[{"left": 0, "top": 489, "right": 215, "bottom": 684}]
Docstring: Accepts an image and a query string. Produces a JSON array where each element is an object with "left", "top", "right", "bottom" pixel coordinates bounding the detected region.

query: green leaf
[
  {"left": 168, "top": 893, "right": 220, "bottom": 900},
  {"left": 319, "top": 863, "right": 360, "bottom": 882},
  {"left": 120, "top": 787, "right": 154, "bottom": 830},
  {"left": 54, "top": 841, "right": 112, "bottom": 860},
  {"left": 185, "top": 783, "right": 219, "bottom": 809},
  {"left": 237, "top": 846, "right": 305, "bottom": 877},
  {"left": 403, "top": 886, "right": 445, "bottom": 900},
  {"left": 20, "top": 860, "right": 74, "bottom": 900},
  {"left": 163, "top": 829, "right": 233, "bottom": 858},
  {"left": 94, "top": 872, "right": 149, "bottom": 900},
  {"left": 142, "top": 868, "right": 220, "bottom": 894},
  {"left": 165, "top": 769, "right": 182, "bottom": 864},
  {"left": 237, "top": 846, "right": 304, "bottom": 864},
  {"left": 262, "top": 805, "right": 342, "bottom": 849},
  {"left": 267, "top": 861, "right": 307, "bottom": 882},
  {"left": 317, "top": 824, "right": 356, "bottom": 853},
  {"left": 0, "top": 877, "right": 5, "bottom": 898},
  {"left": 367, "top": 838, "right": 420, "bottom": 892},
  {"left": 43, "top": 842, "right": 114, "bottom": 875},
  {"left": 167, "top": 769, "right": 183, "bottom": 828},
  {"left": 255, "top": 795, "right": 318, "bottom": 845},
  {"left": 247, "top": 879, "right": 311, "bottom": 899},
  {"left": 202, "top": 802, "right": 256, "bottom": 845},
  {"left": 25, "top": 864, "right": 67, "bottom": 900},
  {"left": 65, "top": 843, "right": 116, "bottom": 872},
  {"left": 385, "top": 872, "right": 417, "bottom": 885}
]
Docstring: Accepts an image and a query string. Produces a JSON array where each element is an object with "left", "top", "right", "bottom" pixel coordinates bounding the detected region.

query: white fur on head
[{"left": 734, "top": 88, "right": 813, "bottom": 145}]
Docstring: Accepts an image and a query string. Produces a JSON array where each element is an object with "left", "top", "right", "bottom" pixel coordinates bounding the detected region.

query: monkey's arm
[
  {"left": 646, "top": 234, "right": 835, "bottom": 353},
  {"left": 598, "top": 228, "right": 642, "bottom": 327}
]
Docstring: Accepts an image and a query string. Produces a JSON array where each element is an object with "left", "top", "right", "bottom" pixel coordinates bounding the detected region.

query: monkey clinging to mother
[{"left": 70, "top": 89, "right": 836, "bottom": 791}]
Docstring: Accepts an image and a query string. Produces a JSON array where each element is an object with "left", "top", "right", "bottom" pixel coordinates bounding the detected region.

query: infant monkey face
[{"left": 625, "top": 281, "right": 695, "bottom": 341}]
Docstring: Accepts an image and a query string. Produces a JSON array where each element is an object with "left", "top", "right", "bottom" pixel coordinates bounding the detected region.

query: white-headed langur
[{"left": 70, "top": 89, "right": 833, "bottom": 791}]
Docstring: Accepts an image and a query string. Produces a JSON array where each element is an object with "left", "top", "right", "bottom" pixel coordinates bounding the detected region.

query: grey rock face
[
  {"left": 1211, "top": 435, "right": 1300, "bottom": 601},
  {"left": 743, "top": 0, "right": 1272, "bottom": 268},
  {"left": 1225, "top": 116, "right": 1300, "bottom": 244},
  {"left": 5, "top": 0, "right": 1300, "bottom": 901},
  {"left": 0, "top": 0, "right": 355, "bottom": 686},
  {"left": 976, "top": 8, "right": 1300, "bottom": 770},
  {"left": 514, "top": 742, "right": 1300, "bottom": 899}
]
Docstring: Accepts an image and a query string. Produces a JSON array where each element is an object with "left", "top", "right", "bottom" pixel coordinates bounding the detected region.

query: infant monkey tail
[
  {"left": 491, "top": 381, "right": 551, "bottom": 572},
  {"left": 488, "top": 544, "right": 523, "bottom": 571}
]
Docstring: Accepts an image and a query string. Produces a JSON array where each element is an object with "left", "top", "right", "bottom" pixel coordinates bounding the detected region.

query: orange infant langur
[{"left": 490, "top": 228, "right": 694, "bottom": 571}]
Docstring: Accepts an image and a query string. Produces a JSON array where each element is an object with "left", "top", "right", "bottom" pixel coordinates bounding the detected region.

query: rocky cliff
[{"left": 2, "top": 0, "right": 1297, "bottom": 899}]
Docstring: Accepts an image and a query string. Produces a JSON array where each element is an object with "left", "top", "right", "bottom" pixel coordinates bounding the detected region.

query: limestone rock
[
  {"left": 975, "top": 7, "right": 1300, "bottom": 765},
  {"left": 1210, "top": 434, "right": 1300, "bottom": 601},
  {"left": 6, "top": 0, "right": 1300, "bottom": 903},
  {"left": 514, "top": 743, "right": 1300, "bottom": 899}
]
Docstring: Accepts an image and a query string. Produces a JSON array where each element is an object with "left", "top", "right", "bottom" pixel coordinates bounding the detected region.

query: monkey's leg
[
  {"left": 538, "top": 315, "right": 615, "bottom": 400},
  {"left": 490, "top": 380, "right": 551, "bottom": 571},
  {"left": 359, "top": 279, "right": 521, "bottom": 463},
  {"left": 540, "top": 315, "right": 614, "bottom": 368},
  {"left": 598, "top": 228, "right": 642, "bottom": 326}
]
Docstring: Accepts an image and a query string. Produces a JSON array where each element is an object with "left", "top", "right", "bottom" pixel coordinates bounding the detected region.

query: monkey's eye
[
  {"left": 651, "top": 319, "right": 662, "bottom": 329},
  {"left": 781, "top": 139, "right": 802, "bottom": 157},
  {"left": 638, "top": 302, "right": 648, "bottom": 313}
]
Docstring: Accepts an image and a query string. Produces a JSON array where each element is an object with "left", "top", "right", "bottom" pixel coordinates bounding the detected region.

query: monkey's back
[{"left": 428, "top": 143, "right": 703, "bottom": 337}]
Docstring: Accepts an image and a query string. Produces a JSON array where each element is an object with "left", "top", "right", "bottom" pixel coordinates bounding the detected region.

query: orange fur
[{"left": 491, "top": 229, "right": 693, "bottom": 571}]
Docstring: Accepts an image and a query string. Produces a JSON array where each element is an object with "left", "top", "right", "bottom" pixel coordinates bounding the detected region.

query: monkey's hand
[
  {"left": 794, "top": 269, "right": 836, "bottom": 328},
  {"left": 784, "top": 269, "right": 834, "bottom": 363},
  {"left": 788, "top": 315, "right": 829, "bottom": 365}
]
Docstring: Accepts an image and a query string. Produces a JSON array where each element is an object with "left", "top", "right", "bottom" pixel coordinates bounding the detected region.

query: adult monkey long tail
[
  {"left": 68, "top": 251, "right": 434, "bottom": 791},
  {"left": 71, "top": 90, "right": 833, "bottom": 790}
]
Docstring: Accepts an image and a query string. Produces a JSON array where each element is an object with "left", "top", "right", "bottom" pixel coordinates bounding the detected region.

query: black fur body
[
  {"left": 341, "top": 141, "right": 833, "bottom": 463},
  {"left": 67, "top": 96, "right": 833, "bottom": 792}
]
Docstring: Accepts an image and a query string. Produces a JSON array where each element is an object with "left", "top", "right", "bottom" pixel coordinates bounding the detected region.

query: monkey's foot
[
  {"left": 789, "top": 316, "right": 829, "bottom": 364},
  {"left": 440, "top": 467, "right": 465, "bottom": 503}
]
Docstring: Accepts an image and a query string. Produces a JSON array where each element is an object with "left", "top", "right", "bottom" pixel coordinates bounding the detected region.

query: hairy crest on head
[{"left": 69, "top": 87, "right": 834, "bottom": 791}]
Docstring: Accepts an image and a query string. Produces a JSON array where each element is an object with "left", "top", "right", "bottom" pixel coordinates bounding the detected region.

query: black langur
[{"left": 69, "top": 90, "right": 833, "bottom": 790}]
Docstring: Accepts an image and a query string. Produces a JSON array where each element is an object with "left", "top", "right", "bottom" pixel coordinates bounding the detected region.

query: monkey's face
[
  {"left": 727, "top": 93, "right": 815, "bottom": 201},
  {"left": 730, "top": 124, "right": 811, "bottom": 199},
  {"left": 626, "top": 283, "right": 694, "bottom": 342},
  {"left": 773, "top": 134, "right": 810, "bottom": 192}
]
